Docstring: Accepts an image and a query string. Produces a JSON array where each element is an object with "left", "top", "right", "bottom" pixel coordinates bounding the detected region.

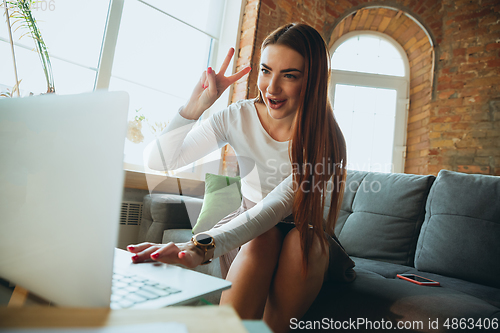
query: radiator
[
  {"left": 120, "top": 201, "right": 143, "bottom": 226},
  {"left": 117, "top": 201, "right": 143, "bottom": 249}
]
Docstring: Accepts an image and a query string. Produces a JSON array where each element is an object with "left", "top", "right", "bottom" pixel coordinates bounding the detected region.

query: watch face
[{"left": 196, "top": 233, "right": 213, "bottom": 245}]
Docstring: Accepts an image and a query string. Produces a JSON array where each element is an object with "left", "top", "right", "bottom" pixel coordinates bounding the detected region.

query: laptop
[{"left": 0, "top": 91, "right": 230, "bottom": 308}]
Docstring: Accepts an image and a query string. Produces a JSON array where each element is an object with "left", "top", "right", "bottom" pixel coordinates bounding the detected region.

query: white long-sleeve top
[{"left": 149, "top": 99, "right": 294, "bottom": 258}]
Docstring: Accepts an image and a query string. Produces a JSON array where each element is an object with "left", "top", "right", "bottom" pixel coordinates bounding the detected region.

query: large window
[
  {"left": 1, "top": 0, "right": 243, "bottom": 180},
  {"left": 99, "top": 0, "right": 242, "bottom": 179},
  {"left": 107, "top": 0, "right": 220, "bottom": 175},
  {"left": 330, "top": 32, "right": 409, "bottom": 173}
]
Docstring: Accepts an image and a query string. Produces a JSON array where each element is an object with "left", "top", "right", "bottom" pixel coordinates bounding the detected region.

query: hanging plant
[
  {"left": 127, "top": 109, "right": 146, "bottom": 144},
  {"left": 4, "top": 0, "right": 55, "bottom": 93},
  {"left": 126, "top": 108, "right": 170, "bottom": 144}
]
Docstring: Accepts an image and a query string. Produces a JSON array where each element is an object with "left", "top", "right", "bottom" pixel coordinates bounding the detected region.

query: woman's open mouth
[{"left": 268, "top": 98, "right": 287, "bottom": 109}]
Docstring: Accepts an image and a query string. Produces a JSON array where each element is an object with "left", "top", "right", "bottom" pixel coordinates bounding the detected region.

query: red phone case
[{"left": 396, "top": 274, "right": 440, "bottom": 286}]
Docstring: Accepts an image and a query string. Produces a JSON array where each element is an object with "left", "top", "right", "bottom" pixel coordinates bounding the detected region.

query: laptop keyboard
[{"left": 111, "top": 272, "right": 181, "bottom": 309}]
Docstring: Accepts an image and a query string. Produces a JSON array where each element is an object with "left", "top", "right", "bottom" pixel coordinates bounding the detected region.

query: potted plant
[{"left": 3, "top": 0, "right": 55, "bottom": 95}]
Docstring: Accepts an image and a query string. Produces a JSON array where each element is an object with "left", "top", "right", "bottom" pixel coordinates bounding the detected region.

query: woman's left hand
[{"left": 127, "top": 241, "right": 205, "bottom": 268}]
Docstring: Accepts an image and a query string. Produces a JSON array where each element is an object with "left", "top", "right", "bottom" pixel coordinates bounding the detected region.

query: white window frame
[
  {"left": 329, "top": 31, "right": 410, "bottom": 173},
  {"left": 94, "top": 0, "right": 246, "bottom": 180}
]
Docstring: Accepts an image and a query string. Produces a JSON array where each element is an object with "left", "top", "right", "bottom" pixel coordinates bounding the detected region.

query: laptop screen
[{"left": 0, "top": 91, "right": 129, "bottom": 306}]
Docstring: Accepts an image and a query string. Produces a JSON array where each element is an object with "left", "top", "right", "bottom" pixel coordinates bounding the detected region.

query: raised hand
[
  {"left": 127, "top": 242, "right": 204, "bottom": 268},
  {"left": 181, "top": 48, "right": 251, "bottom": 120}
]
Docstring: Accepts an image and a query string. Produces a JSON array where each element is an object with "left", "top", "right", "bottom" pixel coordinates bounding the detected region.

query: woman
[{"left": 128, "top": 23, "right": 354, "bottom": 333}]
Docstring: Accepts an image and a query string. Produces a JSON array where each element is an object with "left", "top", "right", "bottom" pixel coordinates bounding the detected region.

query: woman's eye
[
  {"left": 261, "top": 68, "right": 270, "bottom": 74},
  {"left": 284, "top": 74, "right": 296, "bottom": 79}
]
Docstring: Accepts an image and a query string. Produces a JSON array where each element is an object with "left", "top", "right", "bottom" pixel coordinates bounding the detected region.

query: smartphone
[{"left": 396, "top": 273, "right": 440, "bottom": 286}]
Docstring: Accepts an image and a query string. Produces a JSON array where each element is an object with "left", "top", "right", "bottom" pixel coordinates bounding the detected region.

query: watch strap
[{"left": 201, "top": 246, "right": 215, "bottom": 265}]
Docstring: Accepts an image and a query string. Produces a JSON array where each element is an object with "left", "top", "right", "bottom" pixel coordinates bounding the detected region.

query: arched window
[{"left": 330, "top": 31, "right": 409, "bottom": 173}]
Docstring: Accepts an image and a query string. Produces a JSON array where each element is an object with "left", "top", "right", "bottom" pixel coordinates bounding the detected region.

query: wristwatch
[{"left": 191, "top": 233, "right": 216, "bottom": 265}]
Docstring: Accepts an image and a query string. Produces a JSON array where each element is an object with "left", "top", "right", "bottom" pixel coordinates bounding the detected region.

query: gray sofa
[{"left": 138, "top": 169, "right": 500, "bottom": 332}]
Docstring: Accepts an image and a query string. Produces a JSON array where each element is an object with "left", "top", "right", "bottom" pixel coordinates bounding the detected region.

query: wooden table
[{"left": 0, "top": 306, "right": 248, "bottom": 333}]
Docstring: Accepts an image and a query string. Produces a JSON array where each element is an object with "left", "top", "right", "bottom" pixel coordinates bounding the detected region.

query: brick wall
[
  {"left": 226, "top": 0, "right": 500, "bottom": 177},
  {"left": 430, "top": 0, "right": 500, "bottom": 176}
]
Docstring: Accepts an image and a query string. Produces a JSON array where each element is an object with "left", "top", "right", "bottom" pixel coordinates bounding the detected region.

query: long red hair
[{"left": 256, "top": 23, "right": 347, "bottom": 272}]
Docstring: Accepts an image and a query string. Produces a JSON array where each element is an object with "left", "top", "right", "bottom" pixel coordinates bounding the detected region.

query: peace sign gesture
[{"left": 181, "top": 48, "right": 251, "bottom": 120}]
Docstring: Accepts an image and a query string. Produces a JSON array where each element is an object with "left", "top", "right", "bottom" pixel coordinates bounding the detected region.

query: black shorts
[{"left": 276, "top": 216, "right": 356, "bottom": 283}]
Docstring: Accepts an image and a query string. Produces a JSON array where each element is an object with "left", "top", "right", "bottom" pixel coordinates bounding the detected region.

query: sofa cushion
[
  {"left": 415, "top": 170, "right": 500, "bottom": 288},
  {"left": 332, "top": 170, "right": 368, "bottom": 235},
  {"left": 138, "top": 194, "right": 203, "bottom": 243},
  {"left": 192, "top": 173, "right": 242, "bottom": 234},
  {"left": 337, "top": 170, "right": 435, "bottom": 266},
  {"left": 352, "top": 257, "right": 500, "bottom": 308}
]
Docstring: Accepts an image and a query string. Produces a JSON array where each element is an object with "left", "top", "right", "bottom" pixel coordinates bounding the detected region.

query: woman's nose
[{"left": 267, "top": 76, "right": 281, "bottom": 95}]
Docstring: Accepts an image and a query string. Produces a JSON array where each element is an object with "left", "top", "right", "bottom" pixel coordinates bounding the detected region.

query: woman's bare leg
[
  {"left": 220, "top": 226, "right": 284, "bottom": 319},
  {"left": 263, "top": 228, "right": 329, "bottom": 333}
]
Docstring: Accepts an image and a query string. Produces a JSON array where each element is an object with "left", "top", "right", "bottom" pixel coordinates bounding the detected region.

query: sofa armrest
[
  {"left": 138, "top": 194, "right": 203, "bottom": 243},
  {"left": 162, "top": 229, "right": 193, "bottom": 243}
]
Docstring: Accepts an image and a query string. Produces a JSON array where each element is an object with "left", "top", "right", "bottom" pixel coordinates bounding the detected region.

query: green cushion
[{"left": 192, "top": 173, "right": 242, "bottom": 234}]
